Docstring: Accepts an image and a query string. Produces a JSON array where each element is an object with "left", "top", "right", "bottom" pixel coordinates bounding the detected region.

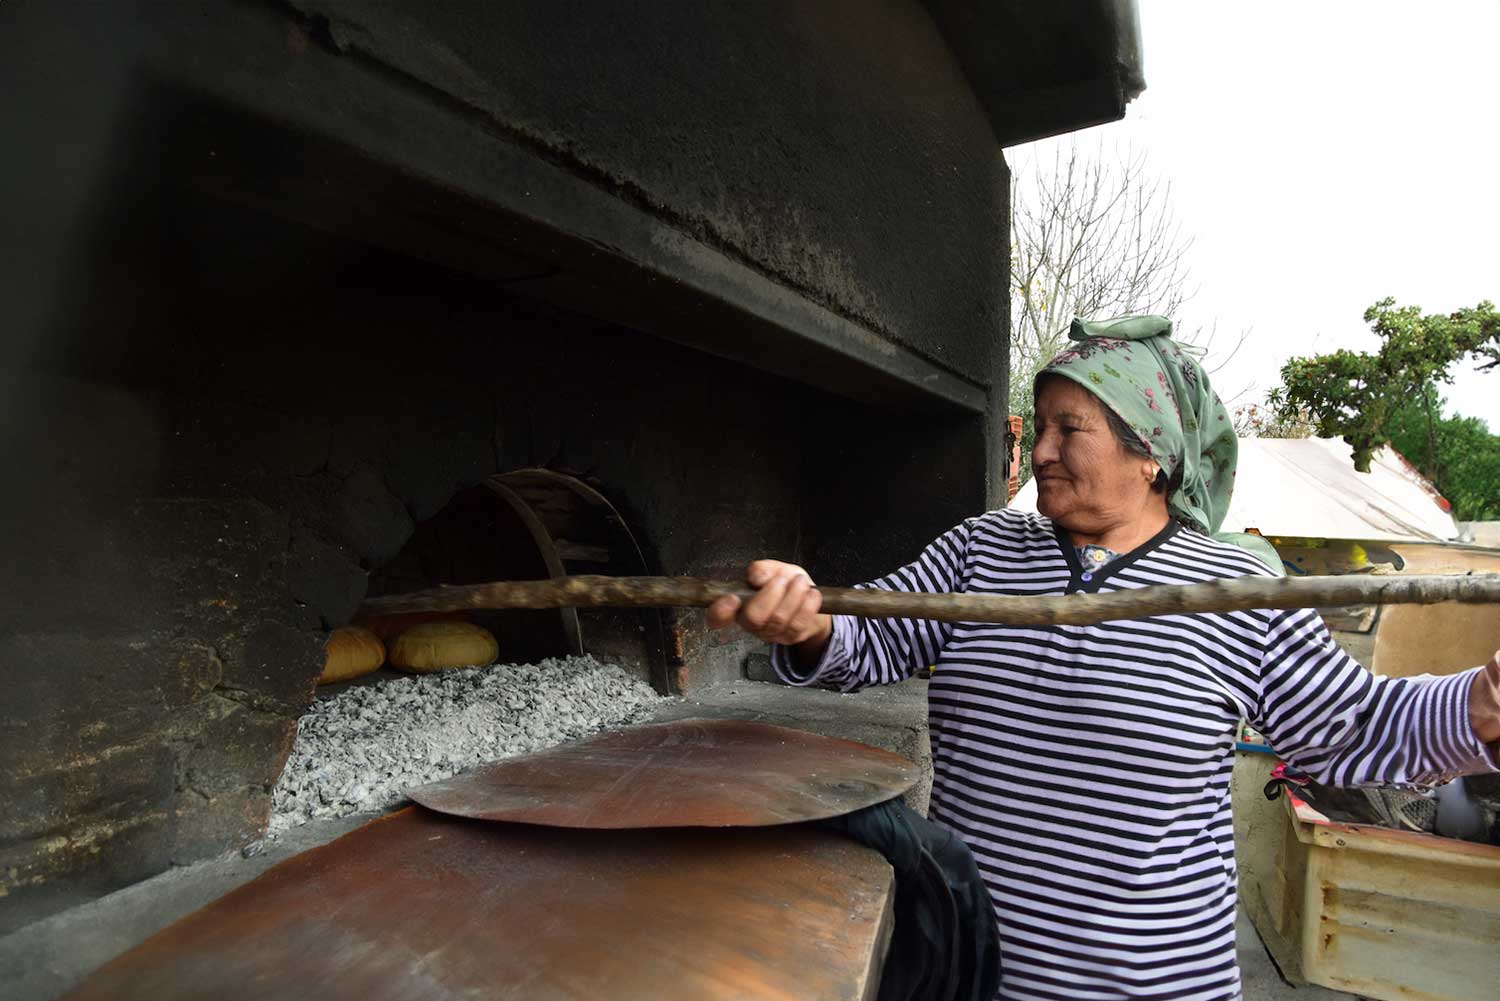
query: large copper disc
[
  {"left": 407, "top": 717, "right": 919, "bottom": 828},
  {"left": 63, "top": 808, "right": 894, "bottom": 1001}
]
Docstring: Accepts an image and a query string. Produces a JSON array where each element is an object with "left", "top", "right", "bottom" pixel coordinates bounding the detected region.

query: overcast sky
[{"left": 1011, "top": 1, "right": 1499, "bottom": 423}]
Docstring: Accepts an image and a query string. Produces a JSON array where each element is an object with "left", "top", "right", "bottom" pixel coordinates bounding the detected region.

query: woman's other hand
[{"left": 706, "top": 560, "right": 833, "bottom": 654}]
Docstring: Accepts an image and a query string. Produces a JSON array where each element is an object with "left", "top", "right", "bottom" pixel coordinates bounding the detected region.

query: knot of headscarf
[{"left": 1037, "top": 315, "right": 1282, "bottom": 572}]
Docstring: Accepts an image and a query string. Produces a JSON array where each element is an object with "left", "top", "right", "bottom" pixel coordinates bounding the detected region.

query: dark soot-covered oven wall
[
  {"left": 0, "top": 194, "right": 824, "bottom": 931},
  {"left": 0, "top": 0, "right": 1008, "bottom": 931},
  {"left": 0, "top": 187, "right": 987, "bottom": 934}
]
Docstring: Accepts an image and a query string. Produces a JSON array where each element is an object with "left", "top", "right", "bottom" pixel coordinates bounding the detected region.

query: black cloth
[{"left": 820, "top": 798, "right": 1001, "bottom": 1001}]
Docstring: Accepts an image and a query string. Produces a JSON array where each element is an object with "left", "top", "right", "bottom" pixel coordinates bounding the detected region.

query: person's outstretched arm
[
  {"left": 706, "top": 520, "right": 973, "bottom": 692},
  {"left": 1252, "top": 607, "right": 1499, "bottom": 785}
]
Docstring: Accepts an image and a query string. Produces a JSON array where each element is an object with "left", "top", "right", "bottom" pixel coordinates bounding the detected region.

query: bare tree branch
[
  {"left": 1010, "top": 142, "right": 1195, "bottom": 386},
  {"left": 365, "top": 573, "right": 1500, "bottom": 627},
  {"left": 1008, "top": 141, "right": 1202, "bottom": 480}
]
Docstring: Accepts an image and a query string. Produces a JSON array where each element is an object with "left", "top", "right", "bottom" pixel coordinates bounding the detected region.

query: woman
[{"left": 707, "top": 315, "right": 1500, "bottom": 1001}]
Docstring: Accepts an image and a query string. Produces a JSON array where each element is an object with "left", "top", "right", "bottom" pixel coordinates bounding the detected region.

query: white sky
[{"left": 1011, "top": 0, "right": 1499, "bottom": 423}]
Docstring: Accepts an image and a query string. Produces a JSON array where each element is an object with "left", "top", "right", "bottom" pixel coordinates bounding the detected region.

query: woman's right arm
[{"left": 706, "top": 519, "right": 974, "bottom": 692}]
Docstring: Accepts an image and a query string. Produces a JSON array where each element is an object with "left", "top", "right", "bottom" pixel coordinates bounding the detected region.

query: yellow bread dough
[
  {"left": 352, "top": 610, "right": 469, "bottom": 643},
  {"left": 389, "top": 621, "right": 499, "bottom": 673},
  {"left": 319, "top": 626, "right": 386, "bottom": 685}
]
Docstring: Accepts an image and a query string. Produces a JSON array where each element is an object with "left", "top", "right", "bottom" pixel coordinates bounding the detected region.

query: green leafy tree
[
  {"left": 1385, "top": 387, "right": 1500, "bottom": 522},
  {"left": 1267, "top": 299, "right": 1500, "bottom": 472}
]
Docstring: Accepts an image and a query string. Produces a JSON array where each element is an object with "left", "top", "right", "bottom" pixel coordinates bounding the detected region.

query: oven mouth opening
[{"left": 268, "top": 469, "right": 673, "bottom": 835}]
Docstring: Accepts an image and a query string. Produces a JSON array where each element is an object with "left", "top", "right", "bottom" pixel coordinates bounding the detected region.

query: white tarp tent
[{"left": 1008, "top": 437, "right": 1460, "bottom": 543}]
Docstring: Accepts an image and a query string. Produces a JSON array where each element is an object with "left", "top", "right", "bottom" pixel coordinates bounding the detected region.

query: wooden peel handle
[{"left": 358, "top": 573, "right": 1500, "bottom": 628}]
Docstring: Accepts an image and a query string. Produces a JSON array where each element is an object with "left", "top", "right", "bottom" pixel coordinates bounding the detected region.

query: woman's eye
[{"left": 1061, "top": 426, "right": 1079, "bottom": 435}]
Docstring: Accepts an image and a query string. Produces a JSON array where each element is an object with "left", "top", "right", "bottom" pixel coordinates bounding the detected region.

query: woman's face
[{"left": 1032, "top": 377, "right": 1160, "bottom": 534}]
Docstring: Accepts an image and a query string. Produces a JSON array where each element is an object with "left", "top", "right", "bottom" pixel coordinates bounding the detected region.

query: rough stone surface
[
  {"left": 925, "top": 0, "right": 1144, "bottom": 146},
  {"left": 285, "top": 532, "right": 367, "bottom": 631},
  {"left": 0, "top": 200, "right": 820, "bottom": 928},
  {"left": 292, "top": 0, "right": 1008, "bottom": 379},
  {"left": 270, "top": 657, "right": 665, "bottom": 832},
  {"left": 802, "top": 395, "right": 992, "bottom": 585}
]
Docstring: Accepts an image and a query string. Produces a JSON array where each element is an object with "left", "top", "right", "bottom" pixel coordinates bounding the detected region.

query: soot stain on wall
[{"left": 0, "top": 190, "right": 821, "bottom": 930}]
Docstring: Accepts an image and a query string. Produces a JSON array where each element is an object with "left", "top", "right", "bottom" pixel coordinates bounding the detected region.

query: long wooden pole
[{"left": 359, "top": 573, "right": 1500, "bottom": 628}]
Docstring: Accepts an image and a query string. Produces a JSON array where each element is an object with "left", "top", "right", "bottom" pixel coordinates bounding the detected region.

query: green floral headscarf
[{"left": 1037, "top": 315, "right": 1282, "bottom": 572}]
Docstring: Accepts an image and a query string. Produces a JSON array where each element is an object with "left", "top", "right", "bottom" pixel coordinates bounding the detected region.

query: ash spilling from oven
[{"left": 269, "top": 656, "right": 666, "bottom": 833}]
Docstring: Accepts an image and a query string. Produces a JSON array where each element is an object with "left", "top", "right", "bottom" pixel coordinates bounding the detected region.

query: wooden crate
[{"left": 1236, "top": 753, "right": 1500, "bottom": 1001}]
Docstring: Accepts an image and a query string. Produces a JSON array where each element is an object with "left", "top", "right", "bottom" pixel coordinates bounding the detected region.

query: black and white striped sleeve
[
  {"left": 772, "top": 518, "right": 974, "bottom": 692},
  {"left": 1252, "top": 607, "right": 1498, "bottom": 786}
]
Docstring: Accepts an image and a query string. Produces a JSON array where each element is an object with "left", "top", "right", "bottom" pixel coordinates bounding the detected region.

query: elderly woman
[{"left": 707, "top": 315, "right": 1500, "bottom": 1001}]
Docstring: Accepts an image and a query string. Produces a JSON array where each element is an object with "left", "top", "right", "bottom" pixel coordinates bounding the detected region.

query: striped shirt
[{"left": 775, "top": 508, "right": 1494, "bottom": 1001}]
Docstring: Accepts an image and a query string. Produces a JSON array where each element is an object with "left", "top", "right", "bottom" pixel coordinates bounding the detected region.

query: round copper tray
[{"left": 407, "top": 717, "right": 918, "bottom": 828}]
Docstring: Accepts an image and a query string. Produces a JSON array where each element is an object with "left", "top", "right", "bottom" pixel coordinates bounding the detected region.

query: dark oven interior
[{"left": 0, "top": 89, "right": 987, "bottom": 932}]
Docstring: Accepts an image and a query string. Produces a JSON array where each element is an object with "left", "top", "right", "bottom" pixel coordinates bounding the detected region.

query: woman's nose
[{"left": 1032, "top": 429, "right": 1058, "bottom": 466}]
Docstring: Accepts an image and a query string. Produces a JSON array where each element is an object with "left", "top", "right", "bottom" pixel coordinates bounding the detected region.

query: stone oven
[{"left": 0, "top": 0, "right": 1144, "bottom": 939}]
